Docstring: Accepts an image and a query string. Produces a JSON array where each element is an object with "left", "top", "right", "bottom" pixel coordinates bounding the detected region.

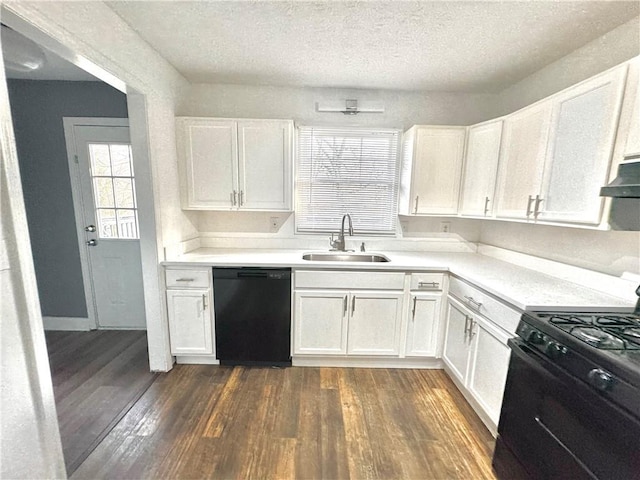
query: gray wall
[{"left": 7, "top": 80, "right": 128, "bottom": 318}]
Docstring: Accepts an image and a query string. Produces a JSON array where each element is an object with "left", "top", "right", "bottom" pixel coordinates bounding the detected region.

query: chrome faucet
[{"left": 329, "top": 214, "right": 354, "bottom": 251}]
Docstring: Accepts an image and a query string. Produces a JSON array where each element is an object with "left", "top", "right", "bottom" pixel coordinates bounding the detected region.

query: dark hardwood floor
[
  {"left": 72, "top": 364, "right": 496, "bottom": 479},
  {"left": 45, "top": 330, "right": 157, "bottom": 476}
]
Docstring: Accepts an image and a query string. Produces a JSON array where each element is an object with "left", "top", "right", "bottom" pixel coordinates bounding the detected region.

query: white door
[
  {"left": 442, "top": 299, "right": 472, "bottom": 384},
  {"left": 459, "top": 120, "right": 503, "bottom": 217},
  {"left": 411, "top": 127, "right": 466, "bottom": 214},
  {"left": 64, "top": 119, "right": 146, "bottom": 328},
  {"left": 467, "top": 317, "right": 512, "bottom": 427},
  {"left": 166, "top": 288, "right": 213, "bottom": 355},
  {"left": 347, "top": 291, "right": 403, "bottom": 356},
  {"left": 494, "top": 101, "right": 553, "bottom": 219},
  {"left": 405, "top": 293, "right": 442, "bottom": 357},
  {"left": 237, "top": 120, "right": 292, "bottom": 210},
  {"left": 293, "top": 291, "right": 348, "bottom": 355}
]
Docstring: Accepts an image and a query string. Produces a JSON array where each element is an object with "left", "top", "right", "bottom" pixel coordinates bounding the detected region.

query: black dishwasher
[{"left": 213, "top": 268, "right": 291, "bottom": 366}]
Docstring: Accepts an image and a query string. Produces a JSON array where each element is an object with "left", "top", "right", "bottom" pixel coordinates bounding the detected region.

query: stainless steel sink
[{"left": 302, "top": 253, "right": 390, "bottom": 262}]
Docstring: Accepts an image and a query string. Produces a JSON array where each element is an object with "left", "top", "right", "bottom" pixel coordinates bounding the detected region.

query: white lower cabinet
[
  {"left": 293, "top": 289, "right": 403, "bottom": 356},
  {"left": 166, "top": 289, "right": 214, "bottom": 355},
  {"left": 405, "top": 293, "right": 442, "bottom": 357},
  {"left": 165, "top": 268, "right": 215, "bottom": 358},
  {"left": 347, "top": 292, "right": 403, "bottom": 355},
  {"left": 443, "top": 294, "right": 512, "bottom": 435},
  {"left": 293, "top": 291, "right": 348, "bottom": 355}
]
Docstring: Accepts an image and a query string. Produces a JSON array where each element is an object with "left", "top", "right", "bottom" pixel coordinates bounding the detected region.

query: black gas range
[{"left": 493, "top": 309, "right": 640, "bottom": 480}]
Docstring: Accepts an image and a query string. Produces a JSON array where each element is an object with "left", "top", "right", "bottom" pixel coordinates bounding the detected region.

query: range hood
[{"left": 600, "top": 160, "right": 640, "bottom": 198}]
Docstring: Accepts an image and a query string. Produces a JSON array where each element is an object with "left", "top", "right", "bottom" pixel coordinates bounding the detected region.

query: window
[
  {"left": 296, "top": 126, "right": 401, "bottom": 235},
  {"left": 88, "top": 143, "right": 139, "bottom": 239}
]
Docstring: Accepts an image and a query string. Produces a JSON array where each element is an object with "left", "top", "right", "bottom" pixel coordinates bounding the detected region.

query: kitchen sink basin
[{"left": 302, "top": 253, "right": 390, "bottom": 262}]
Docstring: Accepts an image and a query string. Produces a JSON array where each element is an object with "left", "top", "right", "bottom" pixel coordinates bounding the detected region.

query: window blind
[{"left": 296, "top": 126, "right": 401, "bottom": 234}]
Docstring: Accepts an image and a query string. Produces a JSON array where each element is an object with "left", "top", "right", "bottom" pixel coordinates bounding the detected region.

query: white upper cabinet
[
  {"left": 176, "top": 117, "right": 293, "bottom": 211},
  {"left": 537, "top": 66, "right": 627, "bottom": 224},
  {"left": 494, "top": 101, "right": 553, "bottom": 220},
  {"left": 620, "top": 58, "right": 640, "bottom": 159},
  {"left": 495, "top": 64, "right": 627, "bottom": 225},
  {"left": 459, "top": 120, "right": 503, "bottom": 217},
  {"left": 399, "top": 126, "right": 466, "bottom": 215}
]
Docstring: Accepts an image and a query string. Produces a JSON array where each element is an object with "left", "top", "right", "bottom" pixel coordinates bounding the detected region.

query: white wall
[
  {"left": 180, "top": 83, "right": 499, "bottom": 129},
  {"left": 497, "top": 16, "right": 640, "bottom": 115}
]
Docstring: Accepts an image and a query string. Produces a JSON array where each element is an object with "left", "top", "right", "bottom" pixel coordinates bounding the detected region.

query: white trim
[
  {"left": 175, "top": 355, "right": 219, "bottom": 365},
  {"left": 42, "top": 316, "right": 93, "bottom": 331},
  {"left": 292, "top": 355, "right": 444, "bottom": 369},
  {"left": 63, "top": 117, "right": 130, "bottom": 330}
]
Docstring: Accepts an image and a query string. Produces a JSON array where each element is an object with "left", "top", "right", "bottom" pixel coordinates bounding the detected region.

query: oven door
[{"left": 495, "top": 338, "right": 640, "bottom": 480}]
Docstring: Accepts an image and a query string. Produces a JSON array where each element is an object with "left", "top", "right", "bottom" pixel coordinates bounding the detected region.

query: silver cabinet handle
[
  {"left": 464, "top": 315, "right": 470, "bottom": 338},
  {"left": 351, "top": 295, "right": 356, "bottom": 315},
  {"left": 483, "top": 196, "right": 490, "bottom": 216},
  {"left": 343, "top": 295, "right": 348, "bottom": 317},
  {"left": 464, "top": 295, "right": 483, "bottom": 310},
  {"left": 412, "top": 296, "right": 417, "bottom": 321},
  {"left": 526, "top": 195, "right": 535, "bottom": 217},
  {"left": 468, "top": 319, "right": 477, "bottom": 340},
  {"left": 414, "top": 195, "right": 419, "bottom": 214},
  {"left": 232, "top": 190, "right": 238, "bottom": 206},
  {"left": 86, "top": 239, "right": 97, "bottom": 246},
  {"left": 176, "top": 278, "right": 195, "bottom": 282},
  {"left": 418, "top": 281, "right": 440, "bottom": 290},
  {"left": 239, "top": 190, "right": 244, "bottom": 206},
  {"left": 534, "top": 195, "right": 544, "bottom": 218},
  {"left": 85, "top": 224, "right": 96, "bottom": 232},
  {"left": 202, "top": 294, "right": 207, "bottom": 310}
]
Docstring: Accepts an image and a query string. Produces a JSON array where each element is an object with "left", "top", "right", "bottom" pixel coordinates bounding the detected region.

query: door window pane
[
  {"left": 88, "top": 142, "right": 139, "bottom": 239},
  {"left": 89, "top": 144, "right": 111, "bottom": 176},
  {"left": 114, "top": 178, "right": 134, "bottom": 208},
  {"left": 110, "top": 144, "right": 133, "bottom": 176},
  {"left": 96, "top": 209, "right": 117, "bottom": 238},
  {"left": 93, "top": 178, "right": 115, "bottom": 208}
]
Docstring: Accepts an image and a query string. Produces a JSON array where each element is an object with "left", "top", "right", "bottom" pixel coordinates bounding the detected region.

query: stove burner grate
[{"left": 545, "top": 313, "right": 640, "bottom": 350}]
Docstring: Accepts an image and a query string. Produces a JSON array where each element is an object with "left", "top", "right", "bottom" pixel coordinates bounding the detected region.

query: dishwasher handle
[{"left": 213, "top": 267, "right": 291, "bottom": 280}]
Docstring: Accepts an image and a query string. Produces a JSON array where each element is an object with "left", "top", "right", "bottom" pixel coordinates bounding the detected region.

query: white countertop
[{"left": 163, "top": 248, "right": 635, "bottom": 312}]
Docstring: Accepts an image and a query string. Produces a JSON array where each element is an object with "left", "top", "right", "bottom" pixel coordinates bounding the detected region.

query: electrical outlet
[
  {"left": 400, "top": 221, "right": 409, "bottom": 232},
  {"left": 440, "top": 221, "right": 451, "bottom": 233},
  {"left": 269, "top": 216, "right": 280, "bottom": 233}
]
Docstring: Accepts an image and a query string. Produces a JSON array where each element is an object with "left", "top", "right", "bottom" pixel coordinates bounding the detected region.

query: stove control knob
[
  {"left": 527, "top": 330, "right": 545, "bottom": 345},
  {"left": 546, "top": 342, "right": 567, "bottom": 359},
  {"left": 588, "top": 368, "right": 614, "bottom": 392}
]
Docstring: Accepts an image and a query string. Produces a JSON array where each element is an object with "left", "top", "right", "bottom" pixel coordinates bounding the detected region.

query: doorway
[{"left": 63, "top": 118, "right": 146, "bottom": 329}]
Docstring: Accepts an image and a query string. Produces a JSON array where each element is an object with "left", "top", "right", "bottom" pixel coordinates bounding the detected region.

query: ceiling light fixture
[
  {"left": 1, "top": 24, "right": 46, "bottom": 73},
  {"left": 316, "top": 99, "right": 385, "bottom": 115}
]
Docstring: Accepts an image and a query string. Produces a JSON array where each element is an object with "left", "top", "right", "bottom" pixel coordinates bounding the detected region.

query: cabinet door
[
  {"left": 467, "top": 317, "right": 511, "bottom": 428},
  {"left": 237, "top": 120, "right": 293, "bottom": 210},
  {"left": 460, "top": 120, "right": 503, "bottom": 216},
  {"left": 177, "top": 118, "right": 237, "bottom": 209},
  {"left": 410, "top": 127, "right": 466, "bottom": 214},
  {"left": 442, "top": 298, "right": 472, "bottom": 384},
  {"left": 405, "top": 293, "right": 442, "bottom": 357},
  {"left": 538, "top": 66, "right": 626, "bottom": 224},
  {"left": 624, "top": 84, "right": 640, "bottom": 158},
  {"left": 347, "top": 292, "right": 404, "bottom": 355},
  {"left": 494, "top": 102, "right": 552, "bottom": 219},
  {"left": 293, "top": 291, "right": 348, "bottom": 355},
  {"left": 166, "top": 289, "right": 214, "bottom": 355}
]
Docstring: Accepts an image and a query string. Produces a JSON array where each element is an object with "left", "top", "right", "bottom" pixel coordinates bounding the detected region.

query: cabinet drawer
[
  {"left": 295, "top": 270, "right": 405, "bottom": 290},
  {"left": 410, "top": 273, "right": 444, "bottom": 291},
  {"left": 449, "top": 276, "right": 521, "bottom": 334},
  {"left": 165, "top": 269, "right": 211, "bottom": 289}
]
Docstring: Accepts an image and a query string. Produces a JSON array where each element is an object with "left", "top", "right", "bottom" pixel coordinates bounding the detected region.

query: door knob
[
  {"left": 85, "top": 225, "right": 96, "bottom": 232},
  {"left": 86, "top": 239, "right": 98, "bottom": 246}
]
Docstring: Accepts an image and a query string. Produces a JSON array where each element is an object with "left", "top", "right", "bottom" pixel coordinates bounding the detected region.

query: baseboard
[
  {"left": 292, "top": 356, "right": 444, "bottom": 369},
  {"left": 42, "top": 316, "right": 93, "bottom": 331},
  {"left": 175, "top": 355, "right": 220, "bottom": 365}
]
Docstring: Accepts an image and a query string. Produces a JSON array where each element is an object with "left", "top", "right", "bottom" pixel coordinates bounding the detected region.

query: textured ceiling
[{"left": 108, "top": 1, "right": 637, "bottom": 92}]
